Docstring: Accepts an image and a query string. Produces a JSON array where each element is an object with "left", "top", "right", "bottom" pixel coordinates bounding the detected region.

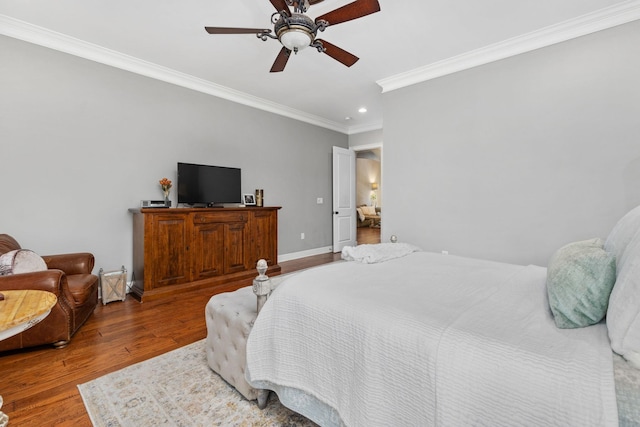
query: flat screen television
[{"left": 177, "top": 162, "right": 241, "bottom": 206}]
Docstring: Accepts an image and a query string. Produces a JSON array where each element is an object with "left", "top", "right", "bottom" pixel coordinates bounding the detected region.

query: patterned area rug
[{"left": 78, "top": 339, "right": 316, "bottom": 426}]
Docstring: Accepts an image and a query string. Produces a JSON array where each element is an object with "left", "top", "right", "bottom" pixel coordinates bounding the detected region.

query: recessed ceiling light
[
  {"left": 358, "top": 107, "right": 367, "bottom": 113},
  {"left": 345, "top": 116, "right": 352, "bottom": 121}
]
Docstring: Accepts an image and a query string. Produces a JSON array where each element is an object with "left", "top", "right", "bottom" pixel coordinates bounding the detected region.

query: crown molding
[
  {"left": 0, "top": 14, "right": 350, "bottom": 134},
  {"left": 346, "top": 120, "right": 383, "bottom": 135},
  {"left": 352, "top": 142, "right": 382, "bottom": 152},
  {"left": 377, "top": 1, "right": 640, "bottom": 93}
]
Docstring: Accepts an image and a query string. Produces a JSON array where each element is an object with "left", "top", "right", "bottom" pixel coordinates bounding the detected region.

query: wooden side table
[
  {"left": 0, "top": 290, "right": 57, "bottom": 341},
  {"left": 0, "top": 289, "right": 57, "bottom": 426}
]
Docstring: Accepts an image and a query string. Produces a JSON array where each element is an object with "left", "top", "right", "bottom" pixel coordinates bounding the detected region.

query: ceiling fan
[{"left": 205, "top": 0, "right": 381, "bottom": 72}]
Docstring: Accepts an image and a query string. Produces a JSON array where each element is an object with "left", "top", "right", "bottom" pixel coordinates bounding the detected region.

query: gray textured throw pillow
[{"left": 547, "top": 238, "right": 616, "bottom": 329}]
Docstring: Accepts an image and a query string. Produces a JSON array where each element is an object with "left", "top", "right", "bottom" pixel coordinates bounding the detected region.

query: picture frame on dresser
[{"left": 243, "top": 194, "right": 256, "bottom": 205}]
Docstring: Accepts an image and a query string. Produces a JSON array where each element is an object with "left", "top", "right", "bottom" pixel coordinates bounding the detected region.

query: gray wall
[
  {"left": 383, "top": 20, "right": 640, "bottom": 266},
  {"left": 349, "top": 129, "right": 383, "bottom": 148},
  {"left": 0, "top": 35, "right": 347, "bottom": 273}
]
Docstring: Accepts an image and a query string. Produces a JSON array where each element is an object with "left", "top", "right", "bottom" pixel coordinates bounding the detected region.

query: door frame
[
  {"left": 353, "top": 142, "right": 383, "bottom": 214},
  {"left": 333, "top": 142, "right": 383, "bottom": 250}
]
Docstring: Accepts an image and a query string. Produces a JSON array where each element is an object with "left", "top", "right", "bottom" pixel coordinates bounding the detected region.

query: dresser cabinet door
[
  {"left": 192, "top": 223, "right": 225, "bottom": 279},
  {"left": 251, "top": 210, "right": 278, "bottom": 266},
  {"left": 149, "top": 213, "right": 190, "bottom": 287},
  {"left": 192, "top": 212, "right": 249, "bottom": 276},
  {"left": 224, "top": 222, "right": 250, "bottom": 274}
]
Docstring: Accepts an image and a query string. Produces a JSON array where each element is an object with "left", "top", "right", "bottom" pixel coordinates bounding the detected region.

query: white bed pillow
[
  {"left": 0, "top": 249, "right": 48, "bottom": 275},
  {"left": 605, "top": 206, "right": 640, "bottom": 369},
  {"left": 604, "top": 205, "right": 640, "bottom": 270},
  {"left": 607, "top": 228, "right": 640, "bottom": 369}
]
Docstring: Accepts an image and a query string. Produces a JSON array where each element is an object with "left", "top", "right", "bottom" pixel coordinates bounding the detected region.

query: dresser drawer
[{"left": 193, "top": 212, "right": 247, "bottom": 224}]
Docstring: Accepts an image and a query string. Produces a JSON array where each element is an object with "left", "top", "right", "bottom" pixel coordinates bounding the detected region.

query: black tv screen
[{"left": 177, "top": 162, "right": 241, "bottom": 205}]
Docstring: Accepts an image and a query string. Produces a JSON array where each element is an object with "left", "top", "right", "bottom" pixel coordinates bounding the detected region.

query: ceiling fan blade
[
  {"left": 270, "top": 0, "right": 291, "bottom": 16},
  {"left": 316, "top": 39, "right": 359, "bottom": 67},
  {"left": 315, "top": 0, "right": 380, "bottom": 26},
  {"left": 309, "top": 0, "right": 325, "bottom": 4},
  {"left": 205, "top": 27, "right": 270, "bottom": 34},
  {"left": 270, "top": 47, "right": 292, "bottom": 72}
]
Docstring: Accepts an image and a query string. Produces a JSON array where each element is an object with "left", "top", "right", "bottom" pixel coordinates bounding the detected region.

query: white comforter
[{"left": 246, "top": 252, "right": 618, "bottom": 426}]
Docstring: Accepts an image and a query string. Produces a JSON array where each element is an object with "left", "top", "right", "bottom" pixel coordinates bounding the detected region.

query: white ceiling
[{"left": 1, "top": 0, "right": 637, "bottom": 134}]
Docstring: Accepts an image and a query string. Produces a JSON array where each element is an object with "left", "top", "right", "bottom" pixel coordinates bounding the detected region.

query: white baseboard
[{"left": 278, "top": 246, "right": 333, "bottom": 262}]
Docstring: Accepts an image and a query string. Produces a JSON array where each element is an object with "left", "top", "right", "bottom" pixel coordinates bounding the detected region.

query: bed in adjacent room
[{"left": 245, "top": 207, "right": 640, "bottom": 426}]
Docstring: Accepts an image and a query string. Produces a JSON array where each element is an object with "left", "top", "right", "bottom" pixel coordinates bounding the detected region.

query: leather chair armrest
[
  {"left": 0, "top": 269, "right": 65, "bottom": 295},
  {"left": 41, "top": 253, "right": 95, "bottom": 275}
]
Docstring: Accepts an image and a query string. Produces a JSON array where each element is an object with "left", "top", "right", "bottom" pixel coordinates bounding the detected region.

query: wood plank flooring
[
  {"left": 357, "top": 225, "right": 381, "bottom": 245},
  {"left": 0, "top": 227, "right": 379, "bottom": 426},
  {"left": 0, "top": 251, "right": 343, "bottom": 426}
]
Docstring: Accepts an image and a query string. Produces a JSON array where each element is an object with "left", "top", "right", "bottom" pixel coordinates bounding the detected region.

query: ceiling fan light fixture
[
  {"left": 279, "top": 29, "right": 313, "bottom": 52},
  {"left": 275, "top": 13, "right": 316, "bottom": 53}
]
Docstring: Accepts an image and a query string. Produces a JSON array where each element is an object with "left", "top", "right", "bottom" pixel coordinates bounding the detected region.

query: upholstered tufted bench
[
  {"left": 205, "top": 260, "right": 277, "bottom": 408},
  {"left": 205, "top": 285, "right": 271, "bottom": 408},
  {"left": 205, "top": 259, "right": 282, "bottom": 409}
]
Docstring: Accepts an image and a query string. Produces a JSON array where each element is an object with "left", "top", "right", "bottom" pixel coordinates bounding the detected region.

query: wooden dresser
[{"left": 129, "top": 207, "right": 281, "bottom": 302}]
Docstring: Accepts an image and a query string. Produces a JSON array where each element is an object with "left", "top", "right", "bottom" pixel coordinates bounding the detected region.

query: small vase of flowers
[{"left": 159, "top": 177, "right": 172, "bottom": 207}]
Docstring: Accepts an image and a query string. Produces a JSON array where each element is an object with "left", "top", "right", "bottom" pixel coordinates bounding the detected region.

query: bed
[{"left": 245, "top": 207, "right": 640, "bottom": 426}]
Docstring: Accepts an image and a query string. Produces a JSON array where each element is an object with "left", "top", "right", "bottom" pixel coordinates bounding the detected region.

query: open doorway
[{"left": 354, "top": 145, "right": 382, "bottom": 245}]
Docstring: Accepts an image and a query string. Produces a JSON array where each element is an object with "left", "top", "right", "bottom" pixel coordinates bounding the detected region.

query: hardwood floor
[
  {"left": 0, "top": 229, "right": 384, "bottom": 426},
  {"left": 357, "top": 225, "right": 381, "bottom": 245}
]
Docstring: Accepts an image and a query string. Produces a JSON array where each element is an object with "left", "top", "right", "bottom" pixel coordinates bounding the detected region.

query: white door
[{"left": 332, "top": 146, "right": 356, "bottom": 252}]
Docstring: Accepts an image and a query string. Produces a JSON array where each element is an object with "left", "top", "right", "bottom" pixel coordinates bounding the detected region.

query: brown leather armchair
[{"left": 0, "top": 234, "right": 99, "bottom": 351}]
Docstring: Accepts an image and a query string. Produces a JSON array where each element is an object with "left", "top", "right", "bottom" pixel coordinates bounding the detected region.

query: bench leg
[{"left": 257, "top": 389, "right": 270, "bottom": 409}]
